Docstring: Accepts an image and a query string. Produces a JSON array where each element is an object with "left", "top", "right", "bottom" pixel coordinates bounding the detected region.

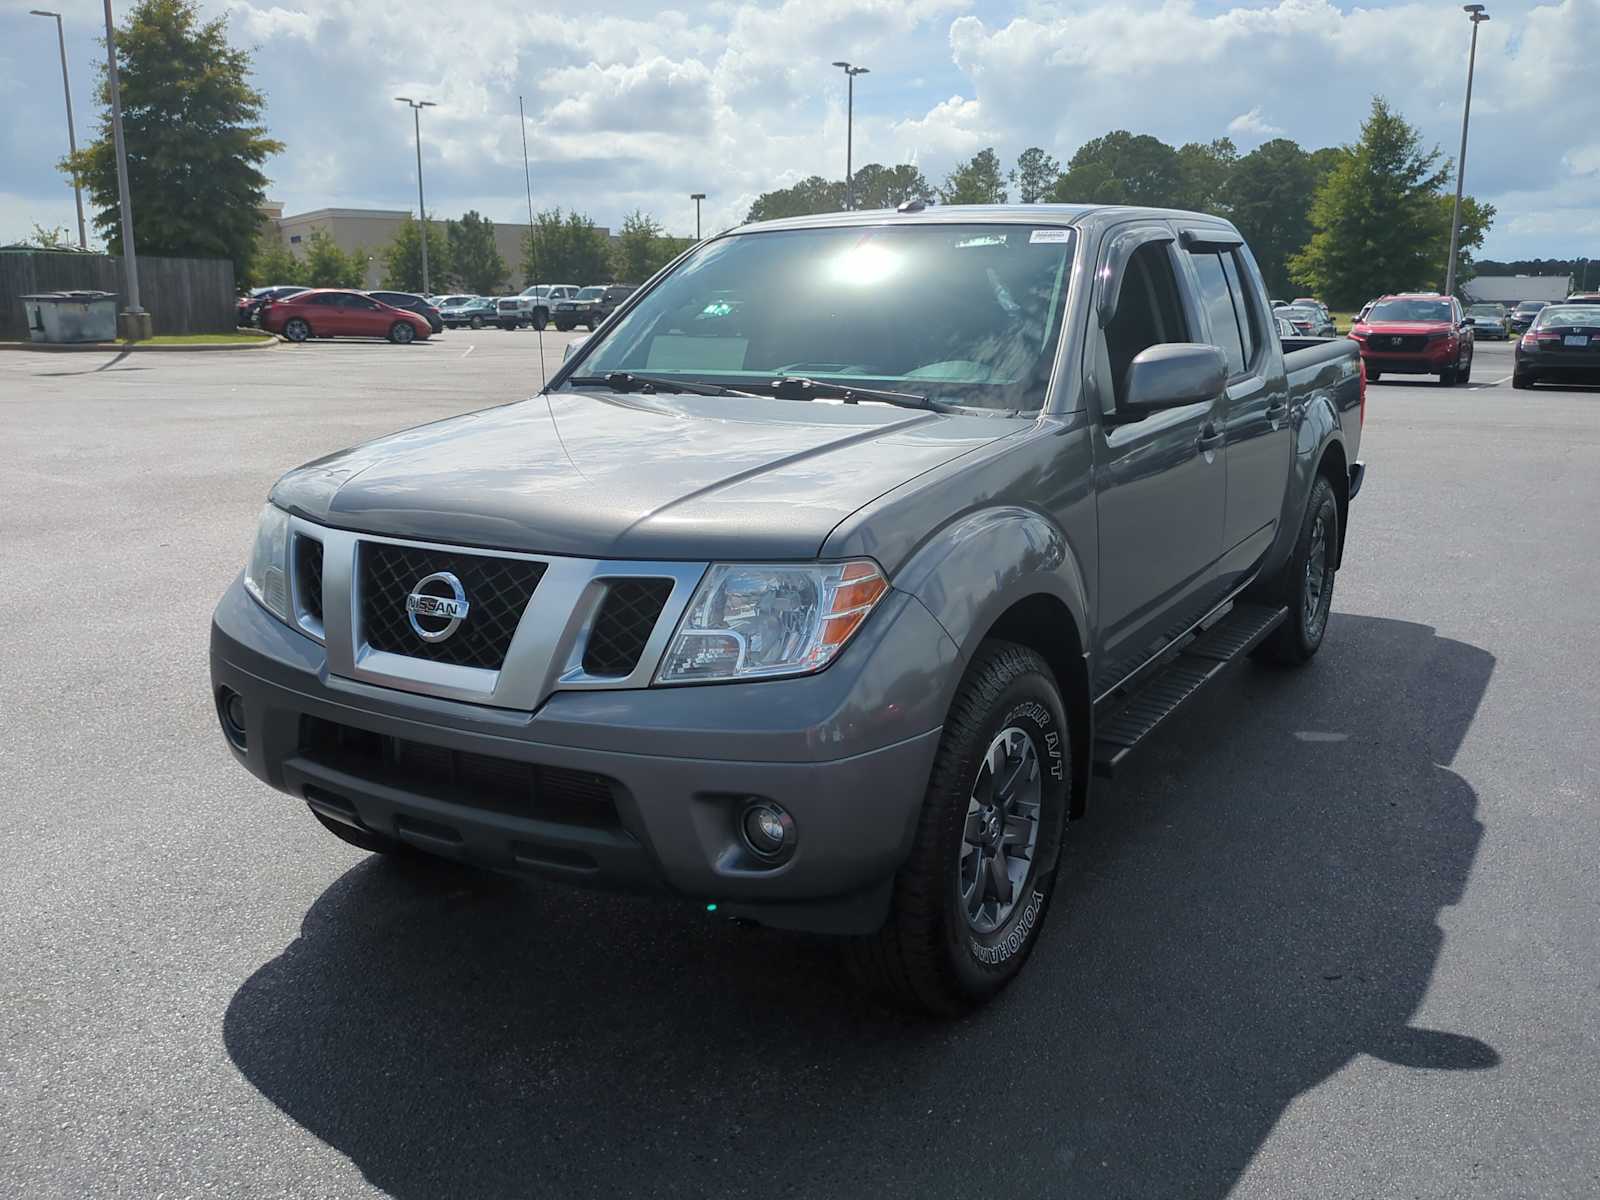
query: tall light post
[
  {"left": 830, "top": 61, "right": 869, "bottom": 210},
  {"left": 103, "top": 0, "right": 145, "bottom": 334},
  {"left": 1444, "top": 4, "right": 1490, "bottom": 300},
  {"left": 30, "top": 10, "right": 87, "bottom": 249},
  {"left": 395, "top": 96, "right": 437, "bottom": 294},
  {"left": 689, "top": 192, "right": 706, "bottom": 240}
]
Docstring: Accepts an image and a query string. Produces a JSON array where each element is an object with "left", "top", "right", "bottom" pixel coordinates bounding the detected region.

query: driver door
[{"left": 1088, "top": 225, "right": 1230, "bottom": 695}]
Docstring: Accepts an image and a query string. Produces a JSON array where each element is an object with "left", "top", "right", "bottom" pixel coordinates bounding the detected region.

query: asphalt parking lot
[{"left": 2, "top": 334, "right": 1597, "bottom": 1198}]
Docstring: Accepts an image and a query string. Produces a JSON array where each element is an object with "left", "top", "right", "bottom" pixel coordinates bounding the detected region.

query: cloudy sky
[{"left": 2, "top": 0, "right": 1596, "bottom": 259}]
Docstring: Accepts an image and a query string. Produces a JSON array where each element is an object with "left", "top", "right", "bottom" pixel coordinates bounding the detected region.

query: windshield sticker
[{"left": 1029, "top": 229, "right": 1071, "bottom": 244}]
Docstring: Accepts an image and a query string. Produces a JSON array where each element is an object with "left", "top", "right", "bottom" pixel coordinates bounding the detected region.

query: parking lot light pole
[
  {"left": 103, "top": 0, "right": 146, "bottom": 335},
  {"left": 395, "top": 97, "right": 437, "bottom": 294},
  {"left": 830, "top": 61, "right": 869, "bottom": 210},
  {"left": 30, "top": 10, "right": 87, "bottom": 249},
  {"left": 689, "top": 193, "right": 706, "bottom": 241},
  {"left": 1444, "top": 4, "right": 1490, "bottom": 301}
]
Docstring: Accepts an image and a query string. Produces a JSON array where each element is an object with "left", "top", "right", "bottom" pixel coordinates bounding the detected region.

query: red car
[
  {"left": 1349, "top": 293, "right": 1474, "bottom": 384},
  {"left": 260, "top": 289, "right": 432, "bottom": 344}
]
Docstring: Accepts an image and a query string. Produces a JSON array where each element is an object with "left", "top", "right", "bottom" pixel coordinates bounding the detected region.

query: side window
[
  {"left": 1188, "top": 251, "right": 1246, "bottom": 375},
  {"left": 309, "top": 293, "right": 339, "bottom": 306},
  {"left": 1219, "top": 252, "right": 1260, "bottom": 368},
  {"left": 1104, "top": 240, "right": 1191, "bottom": 407}
]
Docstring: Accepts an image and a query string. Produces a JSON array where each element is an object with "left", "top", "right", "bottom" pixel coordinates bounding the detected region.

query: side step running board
[{"left": 1092, "top": 603, "right": 1288, "bottom": 778}]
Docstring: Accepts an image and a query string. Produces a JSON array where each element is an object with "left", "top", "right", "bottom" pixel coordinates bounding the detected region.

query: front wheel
[
  {"left": 845, "top": 642, "right": 1070, "bottom": 1015},
  {"left": 1439, "top": 363, "right": 1458, "bottom": 385},
  {"left": 531, "top": 308, "right": 549, "bottom": 332},
  {"left": 1256, "top": 473, "right": 1339, "bottom": 666},
  {"left": 282, "top": 317, "right": 310, "bottom": 343},
  {"left": 388, "top": 321, "right": 416, "bottom": 344},
  {"left": 1457, "top": 351, "right": 1473, "bottom": 384},
  {"left": 469, "top": 315, "right": 484, "bottom": 329}
]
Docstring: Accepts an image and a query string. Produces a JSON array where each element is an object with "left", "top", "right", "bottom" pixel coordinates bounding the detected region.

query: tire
[
  {"left": 531, "top": 308, "right": 549, "bottom": 332},
  {"left": 1457, "top": 351, "right": 1473, "bottom": 384},
  {"left": 1368, "top": 370, "right": 1381, "bottom": 382},
  {"left": 1255, "top": 473, "right": 1339, "bottom": 666},
  {"left": 470, "top": 315, "right": 484, "bottom": 329},
  {"left": 1439, "top": 363, "right": 1458, "bottom": 385},
  {"left": 1512, "top": 370, "right": 1535, "bottom": 390},
  {"left": 312, "top": 810, "right": 413, "bottom": 857},
  {"left": 499, "top": 321, "right": 517, "bottom": 331},
  {"left": 554, "top": 321, "right": 572, "bottom": 332},
  {"left": 844, "top": 642, "right": 1071, "bottom": 1016},
  {"left": 282, "top": 317, "right": 310, "bottom": 343},
  {"left": 388, "top": 321, "right": 416, "bottom": 344}
]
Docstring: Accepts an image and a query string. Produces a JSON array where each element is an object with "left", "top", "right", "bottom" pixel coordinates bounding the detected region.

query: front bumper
[
  {"left": 210, "top": 577, "right": 954, "bottom": 933},
  {"left": 1356, "top": 338, "right": 1462, "bottom": 374}
]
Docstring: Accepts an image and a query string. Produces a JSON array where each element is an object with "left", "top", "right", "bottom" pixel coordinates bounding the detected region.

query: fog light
[
  {"left": 218, "top": 687, "right": 247, "bottom": 749},
  {"left": 741, "top": 801, "right": 794, "bottom": 861}
]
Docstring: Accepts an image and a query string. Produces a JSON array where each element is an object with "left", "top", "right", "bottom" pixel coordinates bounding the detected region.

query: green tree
[
  {"left": 381, "top": 215, "right": 451, "bottom": 291},
  {"left": 1226, "top": 138, "right": 1320, "bottom": 298},
  {"left": 520, "top": 208, "right": 610, "bottom": 285},
  {"left": 1176, "top": 137, "right": 1237, "bottom": 214},
  {"left": 1011, "top": 147, "right": 1062, "bottom": 204},
  {"left": 746, "top": 176, "right": 846, "bottom": 223},
  {"left": 1049, "top": 132, "right": 1184, "bottom": 206},
  {"left": 64, "top": 0, "right": 282, "bottom": 280},
  {"left": 610, "top": 210, "right": 691, "bottom": 283},
  {"left": 446, "top": 210, "right": 507, "bottom": 294},
  {"left": 941, "top": 148, "right": 1008, "bottom": 205},
  {"left": 1289, "top": 97, "right": 1461, "bottom": 308},
  {"left": 303, "top": 229, "right": 366, "bottom": 288},
  {"left": 251, "top": 237, "right": 303, "bottom": 286},
  {"left": 851, "top": 163, "right": 932, "bottom": 209}
]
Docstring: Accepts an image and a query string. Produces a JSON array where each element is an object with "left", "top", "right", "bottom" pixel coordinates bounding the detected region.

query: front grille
[
  {"left": 1375, "top": 334, "right": 1425, "bottom": 352},
  {"left": 583, "top": 579, "right": 674, "bottom": 676},
  {"left": 360, "top": 542, "right": 545, "bottom": 670},
  {"left": 299, "top": 716, "right": 620, "bottom": 826},
  {"left": 294, "top": 534, "right": 324, "bottom": 625}
]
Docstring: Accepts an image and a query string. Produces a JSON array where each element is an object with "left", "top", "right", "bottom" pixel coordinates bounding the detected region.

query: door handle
[
  {"left": 1196, "top": 423, "right": 1224, "bottom": 452},
  {"left": 1264, "top": 399, "right": 1288, "bottom": 418}
]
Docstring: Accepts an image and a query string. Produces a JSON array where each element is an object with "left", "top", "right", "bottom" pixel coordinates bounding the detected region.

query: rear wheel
[
  {"left": 282, "top": 317, "right": 310, "bottom": 343},
  {"left": 388, "top": 321, "right": 416, "bottom": 344},
  {"left": 469, "top": 314, "right": 484, "bottom": 329},
  {"left": 531, "top": 308, "right": 549, "bottom": 332},
  {"left": 1256, "top": 473, "right": 1339, "bottom": 666},
  {"left": 1367, "top": 370, "right": 1381, "bottom": 382},
  {"left": 1512, "top": 370, "right": 1535, "bottom": 389},
  {"left": 845, "top": 642, "right": 1070, "bottom": 1015}
]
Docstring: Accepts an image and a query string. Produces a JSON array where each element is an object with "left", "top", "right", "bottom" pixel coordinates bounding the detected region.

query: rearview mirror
[
  {"left": 562, "top": 336, "right": 588, "bottom": 363},
  {"left": 1121, "top": 344, "right": 1228, "bottom": 414}
]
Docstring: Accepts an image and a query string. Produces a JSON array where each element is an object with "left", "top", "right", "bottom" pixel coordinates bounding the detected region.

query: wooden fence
[{"left": 0, "top": 250, "right": 235, "bottom": 340}]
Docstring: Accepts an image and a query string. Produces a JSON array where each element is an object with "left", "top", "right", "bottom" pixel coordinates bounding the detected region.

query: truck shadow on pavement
[{"left": 224, "top": 614, "right": 1496, "bottom": 1199}]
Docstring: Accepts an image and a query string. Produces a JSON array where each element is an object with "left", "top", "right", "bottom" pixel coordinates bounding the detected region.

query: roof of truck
[{"left": 734, "top": 202, "right": 1230, "bottom": 236}]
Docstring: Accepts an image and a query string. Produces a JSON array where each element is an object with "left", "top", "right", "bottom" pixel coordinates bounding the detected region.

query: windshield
[
  {"left": 1516, "top": 302, "right": 1546, "bottom": 312},
  {"left": 1368, "top": 299, "right": 1453, "bottom": 323},
  {"left": 571, "top": 224, "right": 1076, "bottom": 412},
  {"left": 1468, "top": 305, "right": 1503, "bottom": 317},
  {"left": 1535, "top": 306, "right": 1600, "bottom": 328},
  {"left": 578, "top": 286, "right": 606, "bottom": 300}
]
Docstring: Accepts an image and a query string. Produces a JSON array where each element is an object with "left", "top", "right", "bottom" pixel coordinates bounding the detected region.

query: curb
[{"left": 0, "top": 337, "right": 278, "bottom": 353}]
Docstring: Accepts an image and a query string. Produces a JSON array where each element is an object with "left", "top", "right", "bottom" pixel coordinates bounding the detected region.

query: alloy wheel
[{"left": 959, "top": 726, "right": 1043, "bottom": 934}]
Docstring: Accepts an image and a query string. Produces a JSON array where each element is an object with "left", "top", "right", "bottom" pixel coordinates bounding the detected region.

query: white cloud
[{"left": 1228, "top": 107, "right": 1284, "bottom": 139}]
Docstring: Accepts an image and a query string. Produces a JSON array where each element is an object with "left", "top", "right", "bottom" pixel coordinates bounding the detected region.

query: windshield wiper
[
  {"left": 766, "top": 376, "right": 935, "bottom": 410},
  {"left": 569, "top": 372, "right": 758, "bottom": 398}
]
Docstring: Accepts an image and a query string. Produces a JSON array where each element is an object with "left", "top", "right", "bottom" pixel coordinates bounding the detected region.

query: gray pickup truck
[{"left": 211, "top": 203, "right": 1364, "bottom": 1014}]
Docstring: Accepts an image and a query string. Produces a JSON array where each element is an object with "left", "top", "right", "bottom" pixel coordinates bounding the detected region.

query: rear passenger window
[
  {"left": 1220, "top": 252, "right": 1260, "bottom": 367},
  {"left": 1189, "top": 252, "right": 1245, "bottom": 375}
]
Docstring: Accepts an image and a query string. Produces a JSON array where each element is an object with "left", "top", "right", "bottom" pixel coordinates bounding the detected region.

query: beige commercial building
[{"left": 260, "top": 203, "right": 610, "bottom": 291}]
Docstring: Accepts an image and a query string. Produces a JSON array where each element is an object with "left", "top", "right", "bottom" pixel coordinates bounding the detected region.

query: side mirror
[
  {"left": 562, "top": 335, "right": 588, "bottom": 363},
  {"left": 1121, "top": 343, "right": 1228, "bottom": 415}
]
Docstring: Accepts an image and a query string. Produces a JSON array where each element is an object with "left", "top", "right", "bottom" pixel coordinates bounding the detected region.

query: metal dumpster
[{"left": 20, "top": 291, "right": 119, "bottom": 343}]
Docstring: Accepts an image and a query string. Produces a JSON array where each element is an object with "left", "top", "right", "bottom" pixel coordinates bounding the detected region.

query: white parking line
[{"left": 461, "top": 344, "right": 475, "bottom": 358}]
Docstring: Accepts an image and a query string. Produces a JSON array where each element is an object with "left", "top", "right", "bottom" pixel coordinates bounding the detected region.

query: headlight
[
  {"left": 656, "top": 560, "right": 889, "bottom": 684},
  {"left": 243, "top": 503, "right": 291, "bottom": 622}
]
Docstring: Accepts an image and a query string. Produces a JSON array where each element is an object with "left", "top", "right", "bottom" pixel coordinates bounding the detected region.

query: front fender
[{"left": 893, "top": 506, "right": 1090, "bottom": 668}]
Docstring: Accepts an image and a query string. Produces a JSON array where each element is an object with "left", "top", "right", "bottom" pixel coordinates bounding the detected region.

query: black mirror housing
[{"left": 1120, "top": 343, "right": 1229, "bottom": 415}]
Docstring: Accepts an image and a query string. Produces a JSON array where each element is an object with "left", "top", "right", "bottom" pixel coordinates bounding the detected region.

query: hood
[
  {"left": 271, "top": 390, "right": 1019, "bottom": 560},
  {"left": 1358, "top": 320, "right": 1455, "bottom": 334}
]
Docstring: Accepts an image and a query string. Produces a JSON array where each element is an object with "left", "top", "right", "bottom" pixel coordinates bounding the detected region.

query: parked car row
[{"left": 493, "top": 283, "right": 636, "bottom": 331}]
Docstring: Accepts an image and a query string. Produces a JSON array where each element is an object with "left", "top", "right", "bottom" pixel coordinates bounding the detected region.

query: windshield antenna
[{"left": 519, "top": 94, "right": 546, "bottom": 391}]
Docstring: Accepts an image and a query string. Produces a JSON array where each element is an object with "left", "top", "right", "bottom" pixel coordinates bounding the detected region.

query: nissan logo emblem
[{"left": 405, "top": 571, "right": 470, "bottom": 642}]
